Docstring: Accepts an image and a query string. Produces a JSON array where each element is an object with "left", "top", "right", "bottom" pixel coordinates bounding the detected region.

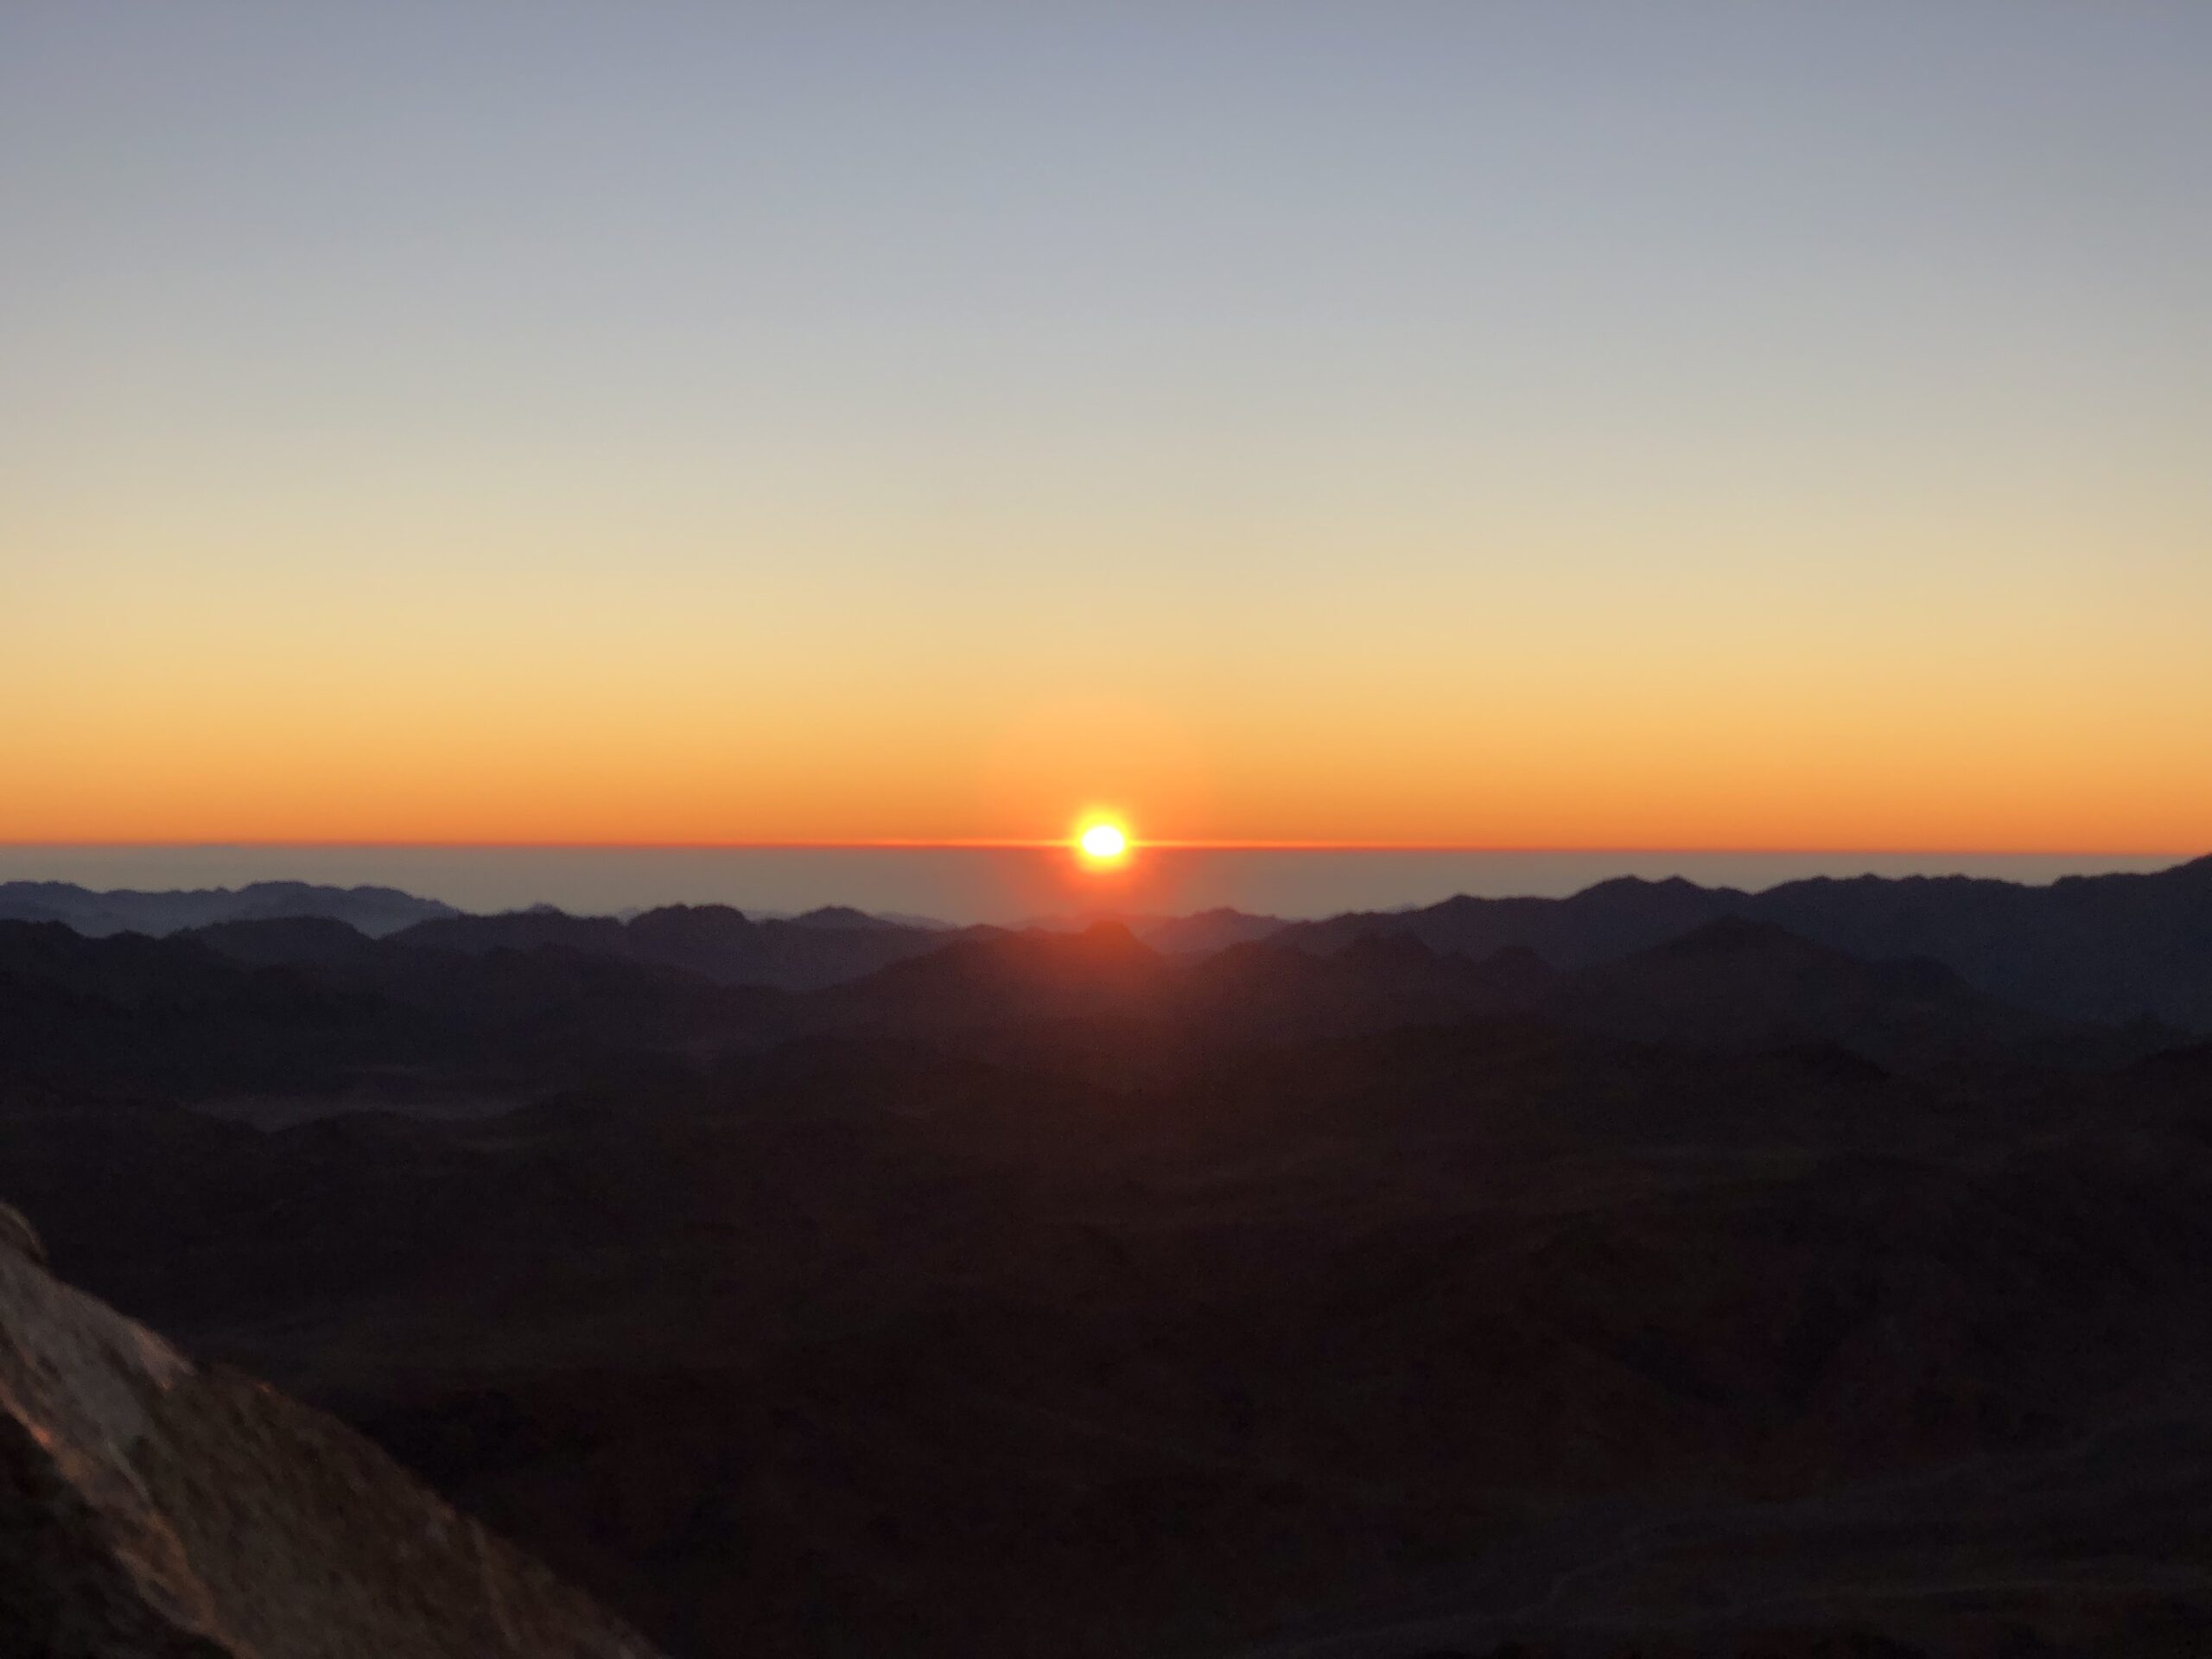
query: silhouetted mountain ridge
[
  {"left": 1279, "top": 855, "right": 2212, "bottom": 1030},
  {"left": 392, "top": 902, "right": 972, "bottom": 990},
  {"left": 0, "top": 879, "right": 459, "bottom": 938},
  {"left": 1, "top": 898, "right": 2172, "bottom": 1102},
  {"left": 13, "top": 857, "right": 2209, "bottom": 1027}
]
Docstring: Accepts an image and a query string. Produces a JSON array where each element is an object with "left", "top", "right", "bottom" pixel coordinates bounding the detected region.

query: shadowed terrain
[{"left": 3, "top": 868, "right": 2212, "bottom": 1656}]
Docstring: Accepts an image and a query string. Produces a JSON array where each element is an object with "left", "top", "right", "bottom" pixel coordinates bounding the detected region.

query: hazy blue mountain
[{"left": 0, "top": 879, "right": 459, "bottom": 938}]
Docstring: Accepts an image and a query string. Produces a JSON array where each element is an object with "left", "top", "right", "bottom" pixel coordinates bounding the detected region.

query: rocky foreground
[{"left": 0, "top": 1203, "right": 661, "bottom": 1659}]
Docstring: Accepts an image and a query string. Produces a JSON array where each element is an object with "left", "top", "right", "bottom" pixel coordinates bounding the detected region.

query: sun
[{"left": 1077, "top": 822, "right": 1129, "bottom": 862}]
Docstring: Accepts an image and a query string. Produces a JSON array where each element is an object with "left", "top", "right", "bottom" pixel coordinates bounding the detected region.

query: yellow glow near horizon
[
  {"left": 7, "top": 10, "right": 2212, "bottom": 858},
  {"left": 1079, "top": 823, "right": 1129, "bottom": 862}
]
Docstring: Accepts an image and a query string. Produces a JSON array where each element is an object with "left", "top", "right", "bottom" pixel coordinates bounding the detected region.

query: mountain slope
[
  {"left": 1279, "top": 875, "right": 1738, "bottom": 969},
  {"left": 0, "top": 919, "right": 771, "bottom": 1103},
  {"left": 1749, "top": 857, "right": 2212, "bottom": 1029},
  {"left": 0, "top": 1203, "right": 661, "bottom": 1659},
  {"left": 1539, "top": 915, "right": 2151, "bottom": 1071}
]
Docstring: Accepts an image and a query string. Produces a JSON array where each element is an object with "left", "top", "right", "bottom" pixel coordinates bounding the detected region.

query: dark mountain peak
[
  {"left": 188, "top": 915, "right": 377, "bottom": 968},
  {"left": 234, "top": 879, "right": 427, "bottom": 904},
  {"left": 1579, "top": 873, "right": 1708, "bottom": 899},
  {"left": 627, "top": 902, "right": 754, "bottom": 933},
  {"left": 1572, "top": 873, "right": 1747, "bottom": 918},
  {"left": 1073, "top": 918, "right": 1147, "bottom": 955},
  {"left": 388, "top": 901, "right": 961, "bottom": 991},
  {"left": 0, "top": 880, "right": 78, "bottom": 899},
  {"left": 0, "top": 917, "right": 90, "bottom": 950},
  {"left": 790, "top": 905, "right": 893, "bottom": 930},
  {"left": 0, "top": 917, "right": 221, "bottom": 983}
]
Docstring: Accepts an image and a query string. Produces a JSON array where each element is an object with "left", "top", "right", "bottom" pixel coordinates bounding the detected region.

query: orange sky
[
  {"left": 7, "top": 490, "right": 2207, "bottom": 852},
  {"left": 5, "top": 618, "right": 2206, "bottom": 851},
  {"left": 6, "top": 8, "right": 2210, "bottom": 857}
]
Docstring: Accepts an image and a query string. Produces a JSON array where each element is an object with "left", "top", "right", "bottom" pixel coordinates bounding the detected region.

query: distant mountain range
[
  {"left": 0, "top": 903, "right": 2178, "bottom": 1111},
  {"left": 384, "top": 901, "right": 973, "bottom": 992},
  {"left": 1276, "top": 855, "right": 2212, "bottom": 1030},
  {"left": 0, "top": 879, "right": 460, "bottom": 938},
  {"left": 9, "top": 856, "right": 2207, "bottom": 1028}
]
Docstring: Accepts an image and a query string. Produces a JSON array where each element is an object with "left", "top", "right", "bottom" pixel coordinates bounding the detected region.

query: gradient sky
[{"left": 6, "top": 3, "right": 2209, "bottom": 854}]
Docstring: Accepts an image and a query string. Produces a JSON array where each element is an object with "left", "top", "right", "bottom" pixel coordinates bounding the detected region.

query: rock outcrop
[
  {"left": 0, "top": 1209, "right": 664, "bottom": 1658},
  {"left": 0, "top": 1203, "right": 43, "bottom": 1268}
]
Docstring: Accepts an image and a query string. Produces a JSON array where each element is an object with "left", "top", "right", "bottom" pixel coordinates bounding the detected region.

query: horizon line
[{"left": 0, "top": 839, "right": 2199, "bottom": 859}]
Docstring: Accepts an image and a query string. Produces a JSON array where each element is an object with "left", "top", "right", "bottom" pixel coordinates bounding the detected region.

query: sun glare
[{"left": 1078, "top": 822, "right": 1129, "bottom": 861}]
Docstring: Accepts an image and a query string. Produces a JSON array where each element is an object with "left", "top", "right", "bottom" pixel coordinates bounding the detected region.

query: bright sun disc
[{"left": 1079, "top": 823, "right": 1128, "bottom": 861}]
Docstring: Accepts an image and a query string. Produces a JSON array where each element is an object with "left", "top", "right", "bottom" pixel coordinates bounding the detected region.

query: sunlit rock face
[{"left": 0, "top": 1209, "right": 664, "bottom": 1659}]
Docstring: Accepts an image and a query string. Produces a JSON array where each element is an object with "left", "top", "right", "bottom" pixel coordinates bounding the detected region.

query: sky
[{"left": 6, "top": 2, "right": 2210, "bottom": 859}]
